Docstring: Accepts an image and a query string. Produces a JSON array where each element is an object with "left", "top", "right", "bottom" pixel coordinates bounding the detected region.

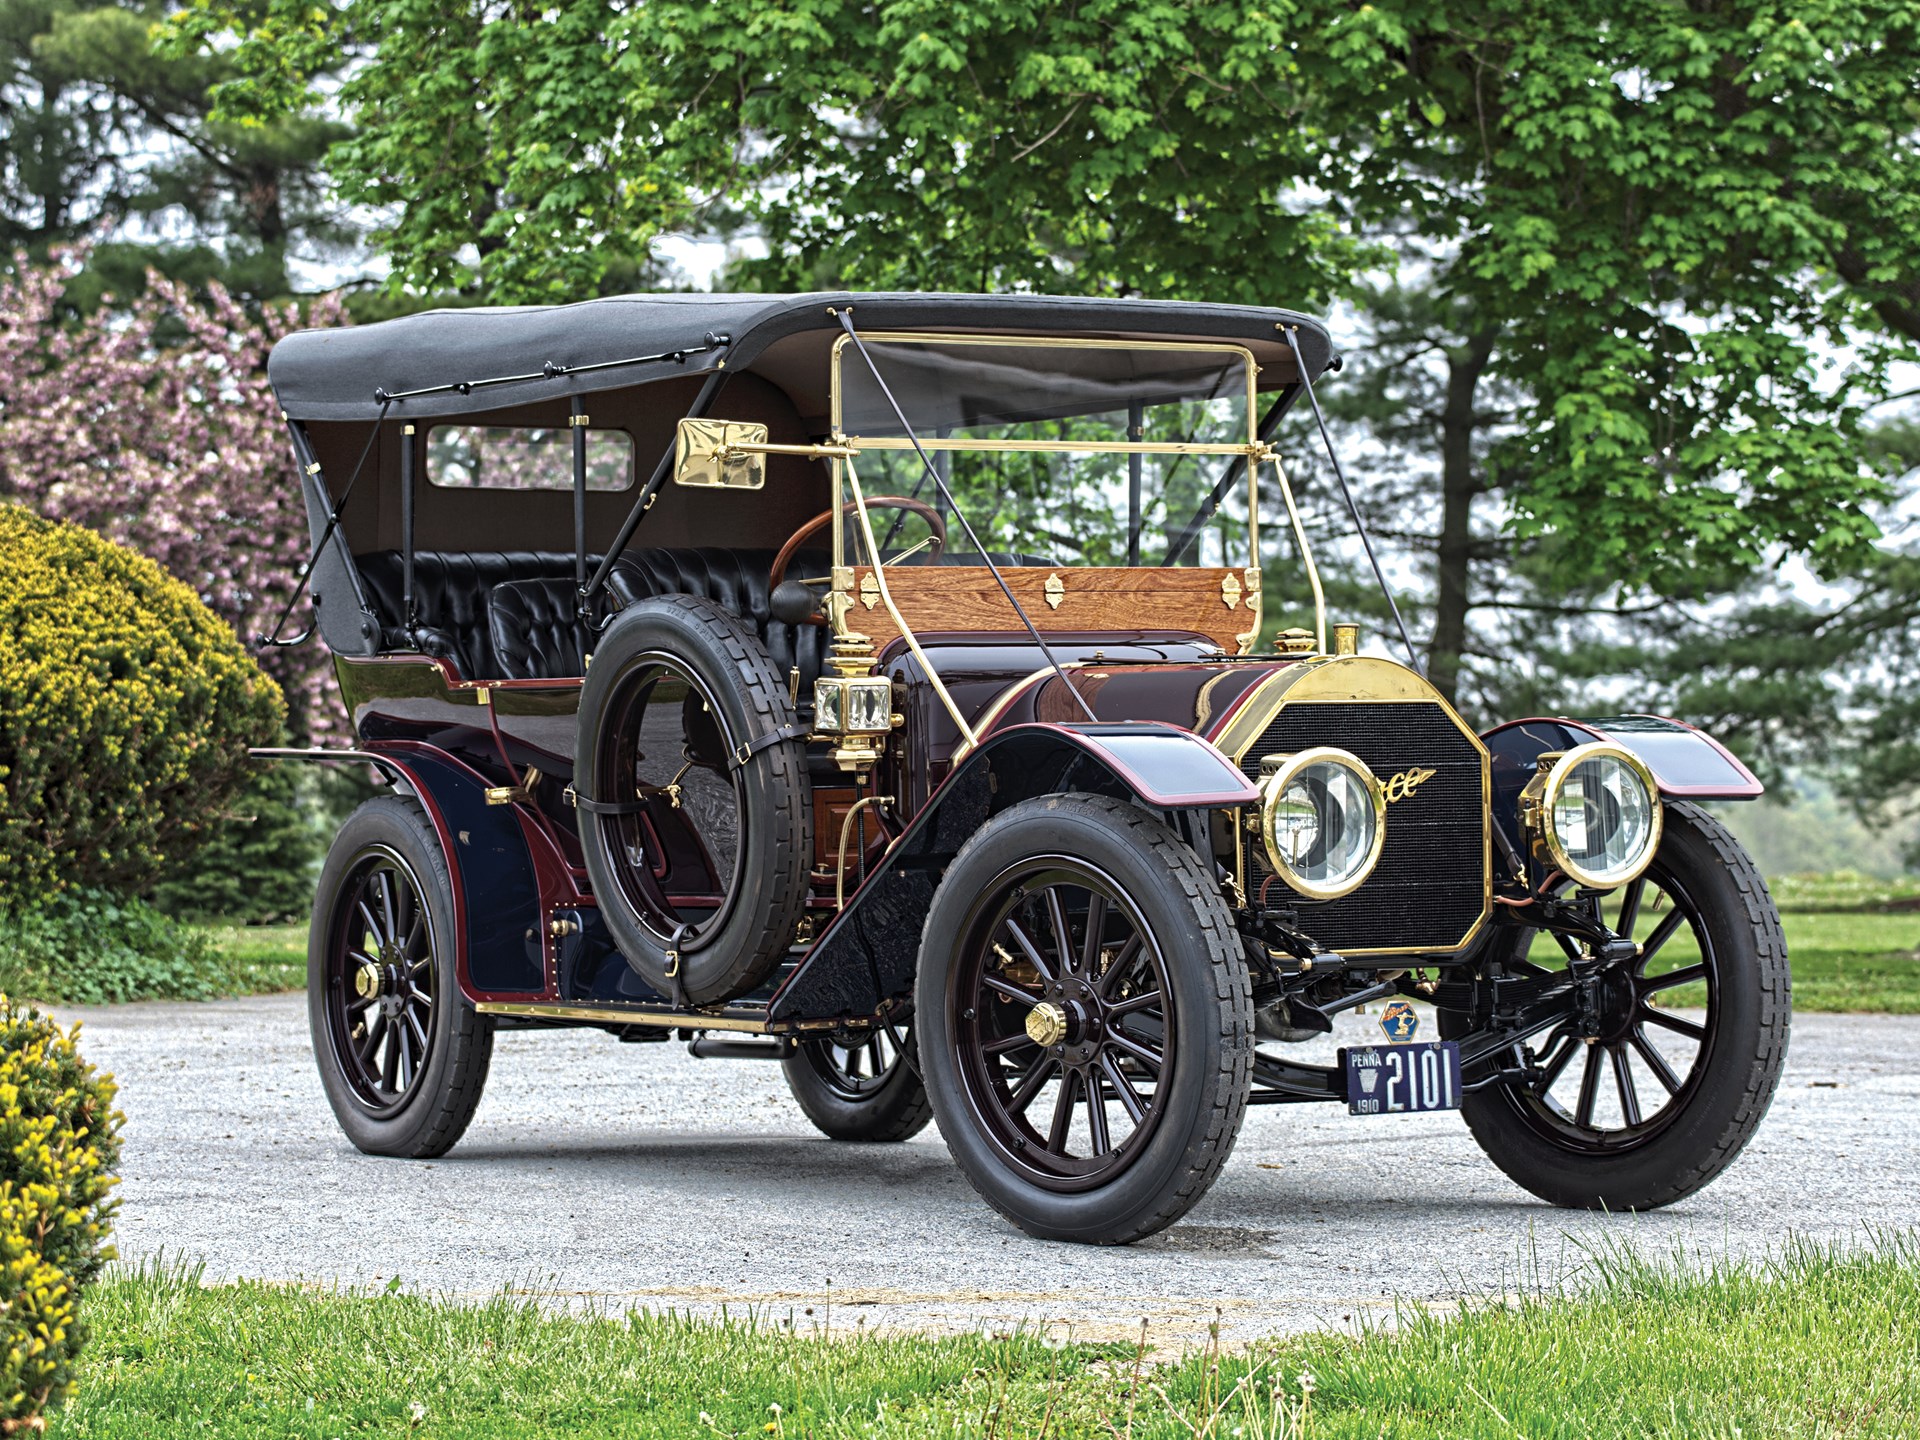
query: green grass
[
  {"left": 198, "top": 923, "right": 307, "bottom": 995},
  {"left": 57, "top": 1236, "right": 1920, "bottom": 1438},
  {"left": 1644, "top": 908, "right": 1918, "bottom": 1013}
]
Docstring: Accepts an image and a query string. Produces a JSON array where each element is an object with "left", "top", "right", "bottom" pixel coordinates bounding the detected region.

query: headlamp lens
[
  {"left": 1260, "top": 749, "right": 1384, "bottom": 899},
  {"left": 1549, "top": 749, "right": 1658, "bottom": 887}
]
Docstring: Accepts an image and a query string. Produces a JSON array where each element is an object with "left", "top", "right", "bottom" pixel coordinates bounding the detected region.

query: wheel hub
[
  {"left": 1026, "top": 1002, "right": 1069, "bottom": 1048},
  {"left": 353, "top": 961, "right": 385, "bottom": 1000}
]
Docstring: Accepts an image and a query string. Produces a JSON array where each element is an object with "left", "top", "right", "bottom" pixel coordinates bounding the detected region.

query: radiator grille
[{"left": 1241, "top": 701, "right": 1488, "bottom": 954}]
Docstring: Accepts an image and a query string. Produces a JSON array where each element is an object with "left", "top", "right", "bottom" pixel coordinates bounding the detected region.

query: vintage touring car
[{"left": 261, "top": 292, "right": 1788, "bottom": 1244}]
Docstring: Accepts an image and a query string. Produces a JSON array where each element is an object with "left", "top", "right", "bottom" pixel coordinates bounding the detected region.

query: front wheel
[
  {"left": 1441, "top": 801, "right": 1790, "bottom": 1209},
  {"left": 916, "top": 794, "right": 1253, "bottom": 1245},
  {"left": 309, "top": 795, "right": 494, "bottom": 1158}
]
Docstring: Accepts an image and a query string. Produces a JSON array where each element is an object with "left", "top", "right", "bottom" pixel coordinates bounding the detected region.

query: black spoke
[
  {"left": 356, "top": 1013, "right": 385, "bottom": 1064},
  {"left": 1554, "top": 932, "right": 1585, "bottom": 966},
  {"left": 1616, "top": 877, "right": 1646, "bottom": 938},
  {"left": 1080, "top": 892, "right": 1108, "bottom": 975},
  {"left": 1105, "top": 1029, "right": 1164, "bottom": 1071},
  {"left": 1045, "top": 887, "right": 1076, "bottom": 975},
  {"left": 984, "top": 1032, "right": 1036, "bottom": 1056},
  {"left": 983, "top": 975, "right": 1041, "bottom": 1008},
  {"left": 1106, "top": 989, "right": 1163, "bottom": 1019},
  {"left": 1084, "top": 1070, "right": 1112, "bottom": 1154},
  {"left": 1094, "top": 933, "right": 1143, "bottom": 998},
  {"left": 1642, "top": 1006, "right": 1706, "bottom": 1041},
  {"left": 1046, "top": 1069, "right": 1078, "bottom": 1152},
  {"left": 1638, "top": 908, "right": 1686, "bottom": 963},
  {"left": 1003, "top": 918, "right": 1058, "bottom": 987},
  {"left": 1611, "top": 1045, "right": 1642, "bottom": 1126},
  {"left": 1098, "top": 1052, "right": 1147, "bottom": 1123},
  {"left": 1574, "top": 1045, "right": 1601, "bottom": 1128},
  {"left": 376, "top": 870, "right": 399, "bottom": 947},
  {"left": 1005, "top": 1055, "right": 1059, "bottom": 1115},
  {"left": 1630, "top": 1028, "right": 1683, "bottom": 1094},
  {"left": 1641, "top": 962, "right": 1707, "bottom": 994}
]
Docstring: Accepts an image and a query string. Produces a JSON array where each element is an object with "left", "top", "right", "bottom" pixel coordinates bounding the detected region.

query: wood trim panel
[{"left": 846, "top": 566, "right": 1256, "bottom": 652}]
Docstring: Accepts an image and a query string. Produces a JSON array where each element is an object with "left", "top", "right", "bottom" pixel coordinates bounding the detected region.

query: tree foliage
[{"left": 0, "top": 255, "right": 341, "bottom": 738}]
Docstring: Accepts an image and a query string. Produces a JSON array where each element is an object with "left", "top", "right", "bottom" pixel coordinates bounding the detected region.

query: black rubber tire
[
  {"left": 309, "top": 795, "right": 494, "bottom": 1158},
  {"left": 1444, "top": 802, "right": 1790, "bottom": 1210},
  {"left": 575, "top": 595, "right": 812, "bottom": 1005},
  {"left": 916, "top": 794, "right": 1253, "bottom": 1244},
  {"left": 783, "top": 1028, "right": 934, "bottom": 1142}
]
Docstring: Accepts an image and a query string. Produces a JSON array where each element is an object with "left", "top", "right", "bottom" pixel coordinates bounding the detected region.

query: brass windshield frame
[{"left": 821, "top": 331, "right": 1323, "bottom": 679}]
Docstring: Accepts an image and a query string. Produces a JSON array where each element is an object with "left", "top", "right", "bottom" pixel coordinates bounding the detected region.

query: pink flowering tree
[{"left": 0, "top": 257, "right": 346, "bottom": 741}]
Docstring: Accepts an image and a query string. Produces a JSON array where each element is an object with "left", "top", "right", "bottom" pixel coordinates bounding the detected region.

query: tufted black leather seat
[{"left": 356, "top": 548, "right": 834, "bottom": 686}]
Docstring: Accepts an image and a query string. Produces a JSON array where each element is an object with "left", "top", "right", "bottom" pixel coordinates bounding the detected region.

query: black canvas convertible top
[{"left": 268, "top": 291, "right": 1339, "bottom": 423}]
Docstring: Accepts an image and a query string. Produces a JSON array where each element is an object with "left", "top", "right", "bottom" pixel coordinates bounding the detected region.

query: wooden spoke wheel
[
  {"left": 783, "top": 1018, "right": 932, "bottom": 1143},
  {"left": 1441, "top": 801, "right": 1790, "bottom": 1209},
  {"left": 309, "top": 796, "right": 493, "bottom": 1158},
  {"left": 917, "top": 794, "right": 1251, "bottom": 1245}
]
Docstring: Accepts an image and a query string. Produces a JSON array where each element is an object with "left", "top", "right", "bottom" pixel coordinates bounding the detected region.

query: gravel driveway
[{"left": 61, "top": 993, "right": 1920, "bottom": 1345}]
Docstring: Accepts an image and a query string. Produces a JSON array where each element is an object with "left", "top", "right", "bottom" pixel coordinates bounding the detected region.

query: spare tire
[{"left": 575, "top": 594, "right": 813, "bottom": 1005}]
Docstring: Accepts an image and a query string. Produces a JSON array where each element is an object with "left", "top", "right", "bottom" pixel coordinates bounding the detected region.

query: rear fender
[
  {"left": 256, "top": 742, "right": 553, "bottom": 1001},
  {"left": 1482, "top": 714, "right": 1763, "bottom": 842},
  {"left": 767, "top": 722, "right": 1256, "bottom": 1024}
]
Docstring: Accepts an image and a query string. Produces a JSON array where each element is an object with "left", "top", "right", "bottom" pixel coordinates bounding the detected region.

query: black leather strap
[
  {"left": 565, "top": 790, "right": 654, "bottom": 815},
  {"left": 726, "top": 720, "right": 812, "bottom": 772},
  {"left": 566, "top": 721, "right": 809, "bottom": 813}
]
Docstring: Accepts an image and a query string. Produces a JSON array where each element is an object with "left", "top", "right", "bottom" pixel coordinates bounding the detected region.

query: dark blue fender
[
  {"left": 766, "top": 722, "right": 1258, "bottom": 1025},
  {"left": 1482, "top": 713, "right": 1763, "bottom": 847},
  {"left": 256, "top": 742, "right": 548, "bottom": 999}
]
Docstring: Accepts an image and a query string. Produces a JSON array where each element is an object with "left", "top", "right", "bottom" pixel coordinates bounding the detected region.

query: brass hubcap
[
  {"left": 353, "top": 962, "right": 384, "bottom": 1000},
  {"left": 1025, "top": 1001, "right": 1069, "bottom": 1048}
]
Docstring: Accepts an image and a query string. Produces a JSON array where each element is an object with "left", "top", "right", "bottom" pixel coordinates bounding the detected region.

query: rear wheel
[
  {"left": 917, "top": 794, "right": 1252, "bottom": 1244},
  {"left": 309, "top": 796, "right": 493, "bottom": 1158},
  {"left": 1442, "top": 802, "right": 1790, "bottom": 1209},
  {"left": 782, "top": 1018, "right": 932, "bottom": 1142}
]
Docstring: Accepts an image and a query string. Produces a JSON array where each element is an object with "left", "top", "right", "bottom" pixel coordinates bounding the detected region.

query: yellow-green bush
[
  {"left": 0, "top": 504, "right": 284, "bottom": 908},
  {"left": 0, "top": 996, "right": 121, "bottom": 1426}
]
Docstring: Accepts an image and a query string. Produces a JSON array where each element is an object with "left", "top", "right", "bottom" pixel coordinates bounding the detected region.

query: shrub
[
  {"left": 0, "top": 504, "right": 284, "bottom": 909},
  {"left": 148, "top": 758, "right": 322, "bottom": 924},
  {"left": 0, "top": 997, "right": 121, "bottom": 1428},
  {"left": 0, "top": 890, "right": 227, "bottom": 1005}
]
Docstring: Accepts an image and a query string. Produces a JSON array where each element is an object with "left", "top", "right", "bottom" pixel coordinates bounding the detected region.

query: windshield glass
[{"left": 837, "top": 337, "right": 1255, "bottom": 567}]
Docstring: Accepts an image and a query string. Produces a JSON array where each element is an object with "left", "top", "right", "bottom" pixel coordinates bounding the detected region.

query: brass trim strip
[
  {"left": 843, "top": 436, "right": 1258, "bottom": 457},
  {"left": 843, "top": 454, "right": 978, "bottom": 745},
  {"left": 475, "top": 1001, "right": 771, "bottom": 1033},
  {"left": 1267, "top": 452, "right": 1323, "bottom": 653}
]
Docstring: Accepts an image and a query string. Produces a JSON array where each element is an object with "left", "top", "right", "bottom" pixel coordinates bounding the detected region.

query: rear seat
[{"left": 355, "top": 549, "right": 830, "bottom": 687}]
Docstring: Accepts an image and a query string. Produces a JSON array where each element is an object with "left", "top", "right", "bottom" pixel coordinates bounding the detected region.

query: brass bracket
[
  {"left": 483, "top": 766, "right": 542, "bottom": 807},
  {"left": 1044, "top": 573, "right": 1066, "bottom": 610},
  {"left": 1221, "top": 572, "right": 1244, "bottom": 610}
]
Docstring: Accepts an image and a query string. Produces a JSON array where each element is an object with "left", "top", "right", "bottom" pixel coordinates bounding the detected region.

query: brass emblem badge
[
  {"left": 1043, "top": 573, "right": 1066, "bottom": 610},
  {"left": 1383, "top": 766, "right": 1437, "bottom": 803},
  {"left": 1220, "top": 572, "right": 1243, "bottom": 610}
]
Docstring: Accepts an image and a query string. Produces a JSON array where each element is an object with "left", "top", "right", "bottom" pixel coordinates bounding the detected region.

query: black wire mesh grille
[{"left": 1241, "top": 701, "right": 1488, "bottom": 953}]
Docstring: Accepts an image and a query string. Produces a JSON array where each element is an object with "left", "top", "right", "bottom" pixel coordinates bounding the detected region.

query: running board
[{"left": 473, "top": 999, "right": 864, "bottom": 1035}]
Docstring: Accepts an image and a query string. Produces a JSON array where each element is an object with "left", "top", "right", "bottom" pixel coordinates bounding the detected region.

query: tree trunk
[{"left": 1427, "top": 332, "right": 1496, "bottom": 703}]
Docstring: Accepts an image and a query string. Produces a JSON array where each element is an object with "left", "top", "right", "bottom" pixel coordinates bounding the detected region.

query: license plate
[{"left": 1339, "top": 1041, "right": 1463, "bottom": 1116}]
